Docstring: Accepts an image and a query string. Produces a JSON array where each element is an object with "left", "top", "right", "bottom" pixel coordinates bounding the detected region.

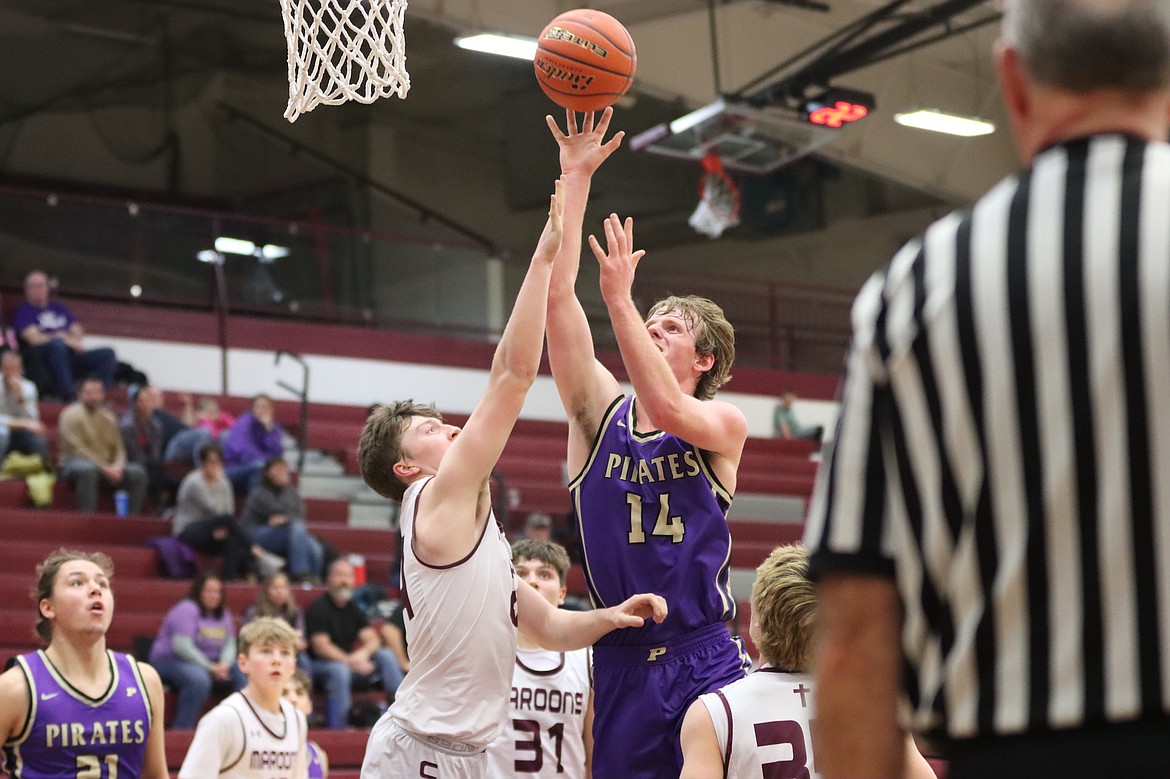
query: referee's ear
[{"left": 995, "top": 43, "right": 1033, "bottom": 154}]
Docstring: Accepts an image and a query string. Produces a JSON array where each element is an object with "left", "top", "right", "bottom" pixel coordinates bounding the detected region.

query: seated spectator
[
  {"left": 223, "top": 393, "right": 284, "bottom": 492},
  {"left": 241, "top": 456, "right": 326, "bottom": 583},
  {"left": 193, "top": 395, "right": 235, "bottom": 439},
  {"left": 240, "top": 570, "right": 310, "bottom": 669},
  {"left": 58, "top": 376, "right": 147, "bottom": 514},
  {"left": 172, "top": 442, "right": 264, "bottom": 581},
  {"left": 148, "top": 571, "right": 246, "bottom": 728},
  {"left": 520, "top": 511, "right": 552, "bottom": 542},
  {"left": 120, "top": 384, "right": 213, "bottom": 507},
  {"left": 13, "top": 270, "right": 117, "bottom": 401},
  {"left": 0, "top": 351, "right": 47, "bottom": 460},
  {"left": 773, "top": 389, "right": 824, "bottom": 442},
  {"left": 305, "top": 558, "right": 405, "bottom": 729}
]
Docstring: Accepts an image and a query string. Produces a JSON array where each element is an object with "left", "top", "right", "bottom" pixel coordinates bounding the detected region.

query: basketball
[{"left": 534, "top": 9, "right": 637, "bottom": 113}]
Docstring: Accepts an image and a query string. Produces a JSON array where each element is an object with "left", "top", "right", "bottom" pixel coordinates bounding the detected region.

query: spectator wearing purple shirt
[
  {"left": 222, "top": 393, "right": 284, "bottom": 493},
  {"left": 13, "top": 271, "right": 117, "bottom": 401},
  {"left": 148, "top": 572, "right": 245, "bottom": 728}
]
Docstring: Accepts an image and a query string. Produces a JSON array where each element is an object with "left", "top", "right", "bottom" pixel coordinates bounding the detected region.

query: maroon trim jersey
[
  {"left": 387, "top": 475, "right": 518, "bottom": 748},
  {"left": 3, "top": 650, "right": 152, "bottom": 779},
  {"left": 569, "top": 395, "right": 736, "bottom": 646},
  {"left": 697, "top": 668, "right": 819, "bottom": 779},
  {"left": 484, "top": 648, "right": 591, "bottom": 778}
]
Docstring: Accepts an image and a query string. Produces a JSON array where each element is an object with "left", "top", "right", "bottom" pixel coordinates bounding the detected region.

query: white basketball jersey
[
  {"left": 388, "top": 476, "right": 519, "bottom": 748},
  {"left": 484, "top": 648, "right": 591, "bottom": 778},
  {"left": 698, "top": 668, "right": 819, "bottom": 779},
  {"left": 179, "top": 693, "right": 307, "bottom": 779}
]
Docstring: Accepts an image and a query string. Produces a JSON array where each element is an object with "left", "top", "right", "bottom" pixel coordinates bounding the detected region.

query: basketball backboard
[{"left": 629, "top": 99, "right": 843, "bottom": 175}]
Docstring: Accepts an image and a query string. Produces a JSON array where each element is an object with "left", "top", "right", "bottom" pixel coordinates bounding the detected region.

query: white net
[
  {"left": 688, "top": 169, "right": 741, "bottom": 239},
  {"left": 281, "top": 0, "right": 411, "bottom": 123}
]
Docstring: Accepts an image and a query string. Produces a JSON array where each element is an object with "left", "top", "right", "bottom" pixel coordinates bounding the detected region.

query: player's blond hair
[
  {"left": 33, "top": 549, "right": 114, "bottom": 646},
  {"left": 750, "top": 544, "right": 816, "bottom": 672},
  {"left": 511, "top": 538, "right": 571, "bottom": 586},
  {"left": 359, "top": 400, "right": 444, "bottom": 501},
  {"left": 646, "top": 295, "right": 735, "bottom": 401},
  {"left": 238, "top": 616, "right": 299, "bottom": 656}
]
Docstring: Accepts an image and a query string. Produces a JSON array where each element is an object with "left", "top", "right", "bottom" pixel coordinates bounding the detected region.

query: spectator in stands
[
  {"left": 148, "top": 571, "right": 246, "bottom": 729},
  {"left": 241, "top": 456, "right": 326, "bottom": 583},
  {"left": 305, "top": 557, "right": 406, "bottom": 729},
  {"left": 193, "top": 395, "right": 235, "bottom": 439},
  {"left": 120, "top": 385, "right": 213, "bottom": 508},
  {"left": 521, "top": 511, "right": 553, "bottom": 542},
  {"left": 58, "top": 376, "right": 148, "bottom": 514},
  {"left": 172, "top": 442, "right": 266, "bottom": 582},
  {"left": 773, "top": 389, "right": 823, "bottom": 442},
  {"left": 13, "top": 270, "right": 117, "bottom": 402},
  {"left": 223, "top": 393, "right": 285, "bottom": 492},
  {"left": 284, "top": 669, "right": 330, "bottom": 775},
  {"left": 240, "top": 570, "right": 310, "bottom": 670},
  {"left": 0, "top": 351, "right": 47, "bottom": 460}
]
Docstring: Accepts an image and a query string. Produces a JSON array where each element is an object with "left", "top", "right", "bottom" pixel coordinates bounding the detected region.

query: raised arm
[
  {"left": 545, "top": 110, "right": 624, "bottom": 467},
  {"left": 589, "top": 214, "right": 748, "bottom": 460},
  {"left": 426, "top": 182, "right": 564, "bottom": 515},
  {"left": 514, "top": 574, "right": 666, "bottom": 651}
]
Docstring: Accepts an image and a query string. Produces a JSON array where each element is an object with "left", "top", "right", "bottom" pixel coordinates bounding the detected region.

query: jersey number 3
[
  {"left": 626, "top": 493, "right": 685, "bottom": 544},
  {"left": 755, "top": 720, "right": 812, "bottom": 779}
]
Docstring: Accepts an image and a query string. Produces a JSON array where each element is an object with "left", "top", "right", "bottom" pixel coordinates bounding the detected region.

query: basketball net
[
  {"left": 280, "top": 0, "right": 411, "bottom": 123},
  {"left": 688, "top": 153, "right": 741, "bottom": 239}
]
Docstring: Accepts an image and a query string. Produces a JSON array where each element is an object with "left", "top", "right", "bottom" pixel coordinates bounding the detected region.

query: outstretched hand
[
  {"left": 533, "top": 178, "right": 566, "bottom": 264},
  {"left": 608, "top": 592, "right": 669, "bottom": 629},
  {"left": 588, "top": 213, "right": 645, "bottom": 302},
  {"left": 546, "top": 107, "right": 624, "bottom": 178}
]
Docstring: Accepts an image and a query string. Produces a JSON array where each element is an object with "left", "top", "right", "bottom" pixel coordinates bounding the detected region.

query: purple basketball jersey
[
  {"left": 307, "top": 740, "right": 326, "bottom": 779},
  {"left": 570, "top": 395, "right": 736, "bottom": 645},
  {"left": 3, "top": 650, "right": 152, "bottom": 779}
]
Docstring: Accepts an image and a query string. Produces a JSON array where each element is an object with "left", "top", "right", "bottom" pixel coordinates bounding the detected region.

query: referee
[{"left": 804, "top": 2, "right": 1170, "bottom": 778}]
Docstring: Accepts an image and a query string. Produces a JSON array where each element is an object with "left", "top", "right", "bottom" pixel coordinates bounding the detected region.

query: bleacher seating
[{"left": 0, "top": 324, "right": 950, "bottom": 775}]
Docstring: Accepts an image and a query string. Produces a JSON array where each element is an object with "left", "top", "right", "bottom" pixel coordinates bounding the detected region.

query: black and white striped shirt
[{"left": 805, "top": 133, "right": 1170, "bottom": 743}]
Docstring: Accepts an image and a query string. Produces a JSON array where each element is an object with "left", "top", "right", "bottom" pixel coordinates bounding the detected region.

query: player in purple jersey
[
  {"left": 545, "top": 109, "right": 751, "bottom": 777},
  {"left": 0, "top": 549, "right": 168, "bottom": 779}
]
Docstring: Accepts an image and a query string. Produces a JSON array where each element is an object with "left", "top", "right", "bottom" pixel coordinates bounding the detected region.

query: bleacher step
[{"left": 728, "top": 494, "right": 807, "bottom": 522}]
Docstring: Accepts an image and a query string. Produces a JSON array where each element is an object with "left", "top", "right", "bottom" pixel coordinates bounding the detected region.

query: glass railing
[{"left": 0, "top": 181, "right": 853, "bottom": 373}]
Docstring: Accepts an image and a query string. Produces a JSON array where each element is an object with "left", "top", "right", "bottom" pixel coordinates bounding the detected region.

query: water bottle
[
  {"left": 114, "top": 490, "right": 129, "bottom": 517},
  {"left": 348, "top": 553, "right": 367, "bottom": 587}
]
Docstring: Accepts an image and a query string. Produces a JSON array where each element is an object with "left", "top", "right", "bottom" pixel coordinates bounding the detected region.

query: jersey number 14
[{"left": 626, "top": 493, "right": 685, "bottom": 544}]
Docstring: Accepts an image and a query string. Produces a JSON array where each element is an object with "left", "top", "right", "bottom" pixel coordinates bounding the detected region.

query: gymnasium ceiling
[{"left": 0, "top": 0, "right": 1014, "bottom": 277}]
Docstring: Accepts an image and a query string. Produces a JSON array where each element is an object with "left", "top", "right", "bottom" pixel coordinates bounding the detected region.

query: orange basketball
[{"left": 534, "top": 9, "right": 637, "bottom": 113}]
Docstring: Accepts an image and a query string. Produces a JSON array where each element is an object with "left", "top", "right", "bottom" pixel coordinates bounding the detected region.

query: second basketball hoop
[{"left": 534, "top": 10, "right": 637, "bottom": 113}]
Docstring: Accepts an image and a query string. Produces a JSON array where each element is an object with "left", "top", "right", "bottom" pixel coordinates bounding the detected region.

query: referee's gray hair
[{"left": 1002, "top": 0, "right": 1170, "bottom": 92}]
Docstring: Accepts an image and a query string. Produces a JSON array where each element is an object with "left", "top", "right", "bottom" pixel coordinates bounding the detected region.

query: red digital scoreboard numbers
[
  {"left": 808, "top": 100, "right": 869, "bottom": 127},
  {"left": 802, "top": 88, "right": 876, "bottom": 128}
]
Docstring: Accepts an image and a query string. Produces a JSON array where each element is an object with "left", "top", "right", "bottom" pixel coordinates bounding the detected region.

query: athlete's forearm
[
  {"left": 491, "top": 261, "right": 552, "bottom": 389},
  {"left": 550, "top": 171, "right": 592, "bottom": 297},
  {"left": 815, "top": 575, "right": 905, "bottom": 779},
  {"left": 606, "top": 293, "right": 685, "bottom": 418}
]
